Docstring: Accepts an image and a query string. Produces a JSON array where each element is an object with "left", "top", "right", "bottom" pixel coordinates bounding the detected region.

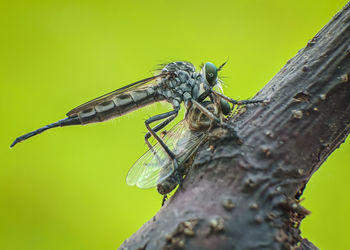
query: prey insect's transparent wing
[
  {"left": 126, "top": 121, "right": 208, "bottom": 189},
  {"left": 66, "top": 73, "right": 169, "bottom": 116},
  {"left": 126, "top": 120, "right": 188, "bottom": 189}
]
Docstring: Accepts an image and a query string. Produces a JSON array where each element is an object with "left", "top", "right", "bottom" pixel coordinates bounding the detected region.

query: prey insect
[
  {"left": 10, "top": 61, "right": 263, "bottom": 175},
  {"left": 126, "top": 95, "right": 233, "bottom": 205}
]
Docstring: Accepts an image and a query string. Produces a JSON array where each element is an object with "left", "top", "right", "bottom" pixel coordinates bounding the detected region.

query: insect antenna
[{"left": 217, "top": 59, "right": 229, "bottom": 71}]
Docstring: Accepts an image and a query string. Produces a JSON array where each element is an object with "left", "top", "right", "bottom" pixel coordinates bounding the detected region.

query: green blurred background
[{"left": 1, "top": 0, "right": 349, "bottom": 249}]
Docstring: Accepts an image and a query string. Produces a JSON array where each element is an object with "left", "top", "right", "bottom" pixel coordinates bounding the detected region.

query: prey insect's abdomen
[{"left": 73, "top": 87, "right": 162, "bottom": 124}]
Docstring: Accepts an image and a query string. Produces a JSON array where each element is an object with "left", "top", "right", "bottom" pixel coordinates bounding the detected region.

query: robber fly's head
[
  {"left": 203, "top": 62, "right": 218, "bottom": 87},
  {"left": 202, "top": 61, "right": 227, "bottom": 87}
]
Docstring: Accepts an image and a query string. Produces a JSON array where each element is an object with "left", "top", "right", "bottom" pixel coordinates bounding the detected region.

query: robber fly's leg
[
  {"left": 145, "top": 108, "right": 180, "bottom": 169},
  {"left": 144, "top": 114, "right": 177, "bottom": 151},
  {"left": 212, "top": 90, "right": 266, "bottom": 105},
  {"left": 145, "top": 114, "right": 177, "bottom": 163}
]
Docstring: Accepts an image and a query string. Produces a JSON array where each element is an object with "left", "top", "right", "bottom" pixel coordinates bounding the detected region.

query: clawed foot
[
  {"left": 220, "top": 122, "right": 237, "bottom": 134},
  {"left": 218, "top": 122, "right": 242, "bottom": 143},
  {"left": 220, "top": 121, "right": 234, "bottom": 131}
]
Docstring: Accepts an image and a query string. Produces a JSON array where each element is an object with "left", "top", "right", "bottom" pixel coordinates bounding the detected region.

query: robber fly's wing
[
  {"left": 126, "top": 120, "right": 188, "bottom": 189},
  {"left": 66, "top": 73, "right": 169, "bottom": 116}
]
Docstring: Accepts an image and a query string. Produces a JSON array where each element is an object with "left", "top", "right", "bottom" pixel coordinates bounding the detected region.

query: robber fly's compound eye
[{"left": 204, "top": 62, "right": 218, "bottom": 87}]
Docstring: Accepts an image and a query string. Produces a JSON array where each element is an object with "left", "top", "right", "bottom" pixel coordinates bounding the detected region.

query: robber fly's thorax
[{"left": 156, "top": 61, "right": 204, "bottom": 106}]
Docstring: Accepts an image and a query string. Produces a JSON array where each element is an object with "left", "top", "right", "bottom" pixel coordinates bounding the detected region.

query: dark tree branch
[{"left": 120, "top": 2, "right": 350, "bottom": 249}]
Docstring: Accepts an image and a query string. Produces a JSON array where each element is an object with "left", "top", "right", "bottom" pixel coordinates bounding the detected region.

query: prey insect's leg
[
  {"left": 145, "top": 108, "right": 180, "bottom": 168},
  {"left": 212, "top": 90, "right": 266, "bottom": 105}
]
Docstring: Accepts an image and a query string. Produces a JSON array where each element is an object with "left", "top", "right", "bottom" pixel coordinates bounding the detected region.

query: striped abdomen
[{"left": 73, "top": 87, "right": 163, "bottom": 125}]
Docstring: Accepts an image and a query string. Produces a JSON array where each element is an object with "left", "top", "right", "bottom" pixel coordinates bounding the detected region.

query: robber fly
[
  {"left": 11, "top": 61, "right": 263, "bottom": 172},
  {"left": 126, "top": 95, "right": 233, "bottom": 205}
]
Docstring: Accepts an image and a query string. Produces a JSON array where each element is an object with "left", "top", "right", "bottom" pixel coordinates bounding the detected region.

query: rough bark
[{"left": 120, "top": 2, "right": 350, "bottom": 250}]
